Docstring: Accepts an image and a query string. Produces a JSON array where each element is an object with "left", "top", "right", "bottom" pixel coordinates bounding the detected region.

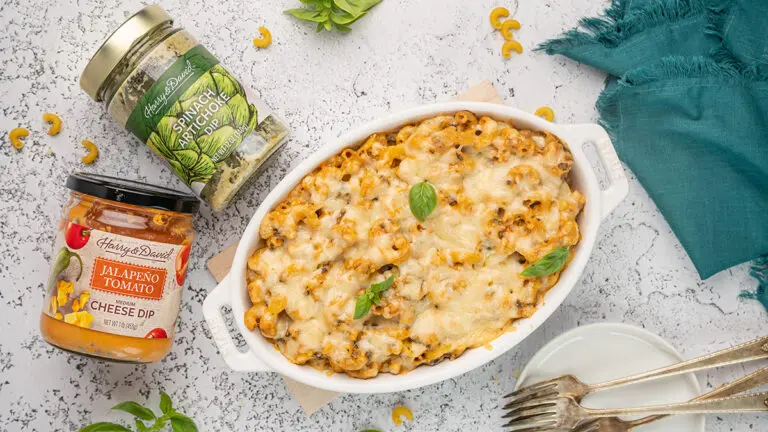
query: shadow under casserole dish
[{"left": 244, "top": 112, "right": 585, "bottom": 378}]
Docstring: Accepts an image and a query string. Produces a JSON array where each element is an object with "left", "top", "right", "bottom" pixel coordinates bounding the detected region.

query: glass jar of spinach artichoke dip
[{"left": 80, "top": 5, "right": 289, "bottom": 210}]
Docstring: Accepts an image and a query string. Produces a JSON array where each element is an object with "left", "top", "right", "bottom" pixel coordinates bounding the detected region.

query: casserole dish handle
[
  {"left": 566, "top": 124, "right": 629, "bottom": 219},
  {"left": 203, "top": 274, "right": 271, "bottom": 372}
]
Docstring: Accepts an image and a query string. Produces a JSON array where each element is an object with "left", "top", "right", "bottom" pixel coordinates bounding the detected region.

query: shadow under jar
[
  {"left": 80, "top": 5, "right": 290, "bottom": 210},
  {"left": 40, "top": 173, "right": 199, "bottom": 363}
]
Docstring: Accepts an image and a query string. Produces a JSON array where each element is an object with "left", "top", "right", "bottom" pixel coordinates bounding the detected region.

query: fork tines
[
  {"left": 501, "top": 398, "right": 559, "bottom": 430},
  {"left": 503, "top": 419, "right": 558, "bottom": 432},
  {"left": 503, "top": 380, "right": 559, "bottom": 410}
]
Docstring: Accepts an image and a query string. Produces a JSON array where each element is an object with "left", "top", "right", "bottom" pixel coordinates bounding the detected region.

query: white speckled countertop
[{"left": 1, "top": 0, "right": 766, "bottom": 431}]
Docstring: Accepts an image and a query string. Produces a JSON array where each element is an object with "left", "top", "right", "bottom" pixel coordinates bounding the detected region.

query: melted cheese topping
[{"left": 245, "top": 112, "right": 585, "bottom": 378}]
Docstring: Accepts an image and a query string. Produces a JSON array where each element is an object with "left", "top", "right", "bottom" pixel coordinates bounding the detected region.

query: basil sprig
[
  {"left": 354, "top": 275, "right": 395, "bottom": 319},
  {"left": 409, "top": 181, "right": 437, "bottom": 221},
  {"left": 78, "top": 391, "right": 197, "bottom": 432},
  {"left": 285, "top": 0, "right": 383, "bottom": 33},
  {"left": 520, "top": 247, "right": 570, "bottom": 277}
]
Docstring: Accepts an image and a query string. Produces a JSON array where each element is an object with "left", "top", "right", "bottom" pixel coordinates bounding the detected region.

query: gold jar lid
[{"left": 80, "top": 5, "right": 172, "bottom": 101}]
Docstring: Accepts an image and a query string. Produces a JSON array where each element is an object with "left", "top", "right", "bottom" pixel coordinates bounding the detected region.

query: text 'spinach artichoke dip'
[
  {"left": 245, "top": 112, "right": 585, "bottom": 378},
  {"left": 80, "top": 5, "right": 290, "bottom": 210},
  {"left": 40, "top": 173, "right": 199, "bottom": 363}
]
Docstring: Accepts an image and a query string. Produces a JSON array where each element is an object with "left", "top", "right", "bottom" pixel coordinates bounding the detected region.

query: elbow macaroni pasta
[
  {"left": 245, "top": 112, "right": 585, "bottom": 378},
  {"left": 9, "top": 127, "right": 28, "bottom": 150},
  {"left": 43, "top": 113, "right": 63, "bottom": 136},
  {"left": 502, "top": 40, "right": 523, "bottom": 58},
  {"left": 501, "top": 19, "right": 521, "bottom": 40},
  {"left": 81, "top": 140, "right": 99, "bottom": 164},
  {"left": 489, "top": 7, "right": 510, "bottom": 29},
  {"left": 535, "top": 106, "right": 555, "bottom": 122},
  {"left": 253, "top": 27, "right": 272, "bottom": 48}
]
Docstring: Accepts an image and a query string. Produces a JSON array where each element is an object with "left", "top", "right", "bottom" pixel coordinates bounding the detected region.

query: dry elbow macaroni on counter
[{"left": 245, "top": 112, "right": 585, "bottom": 378}]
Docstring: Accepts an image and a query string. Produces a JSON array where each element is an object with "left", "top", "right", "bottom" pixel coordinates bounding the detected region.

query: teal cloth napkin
[{"left": 539, "top": 0, "right": 768, "bottom": 311}]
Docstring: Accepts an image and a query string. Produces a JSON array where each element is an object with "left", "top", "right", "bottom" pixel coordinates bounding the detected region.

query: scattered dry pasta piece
[
  {"left": 81, "top": 140, "right": 99, "bottom": 164},
  {"left": 489, "top": 7, "right": 509, "bottom": 29},
  {"left": 9, "top": 127, "right": 29, "bottom": 150},
  {"left": 535, "top": 106, "right": 555, "bottom": 122},
  {"left": 501, "top": 40, "right": 523, "bottom": 58},
  {"left": 253, "top": 26, "right": 272, "bottom": 48},
  {"left": 501, "top": 19, "right": 521, "bottom": 40},
  {"left": 391, "top": 406, "right": 414, "bottom": 426},
  {"left": 43, "top": 113, "right": 62, "bottom": 136}
]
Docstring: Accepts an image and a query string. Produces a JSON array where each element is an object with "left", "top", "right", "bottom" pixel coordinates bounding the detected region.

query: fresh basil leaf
[
  {"left": 354, "top": 293, "right": 373, "bottom": 319},
  {"left": 409, "top": 181, "right": 437, "bottom": 221},
  {"left": 371, "top": 292, "right": 381, "bottom": 305},
  {"left": 331, "top": 9, "right": 363, "bottom": 25},
  {"left": 334, "top": 22, "right": 353, "bottom": 32},
  {"left": 112, "top": 401, "right": 156, "bottom": 421},
  {"left": 78, "top": 423, "right": 132, "bottom": 432},
  {"left": 286, "top": 0, "right": 377, "bottom": 33},
  {"left": 334, "top": 0, "right": 382, "bottom": 16},
  {"left": 520, "top": 247, "right": 569, "bottom": 277},
  {"left": 354, "top": 275, "right": 395, "bottom": 318},
  {"left": 370, "top": 274, "right": 395, "bottom": 294},
  {"left": 159, "top": 391, "right": 173, "bottom": 414},
  {"left": 169, "top": 413, "right": 199, "bottom": 432},
  {"left": 285, "top": 8, "right": 329, "bottom": 23},
  {"left": 135, "top": 419, "right": 148, "bottom": 432}
]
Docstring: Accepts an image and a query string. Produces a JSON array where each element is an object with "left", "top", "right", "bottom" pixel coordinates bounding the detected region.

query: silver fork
[
  {"left": 503, "top": 335, "right": 768, "bottom": 410},
  {"left": 572, "top": 366, "right": 768, "bottom": 432},
  {"left": 502, "top": 391, "right": 768, "bottom": 431}
]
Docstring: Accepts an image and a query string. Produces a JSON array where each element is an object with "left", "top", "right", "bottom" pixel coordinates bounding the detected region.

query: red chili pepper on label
[
  {"left": 65, "top": 222, "right": 91, "bottom": 249},
  {"left": 145, "top": 328, "right": 168, "bottom": 339},
  {"left": 175, "top": 244, "right": 192, "bottom": 286}
]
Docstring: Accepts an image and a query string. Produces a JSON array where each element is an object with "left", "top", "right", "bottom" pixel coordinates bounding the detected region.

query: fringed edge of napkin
[
  {"left": 741, "top": 258, "right": 768, "bottom": 310},
  {"left": 597, "top": 54, "right": 768, "bottom": 140},
  {"left": 704, "top": 0, "right": 735, "bottom": 40},
  {"left": 536, "top": 0, "right": 706, "bottom": 54},
  {"left": 596, "top": 56, "right": 738, "bottom": 139}
]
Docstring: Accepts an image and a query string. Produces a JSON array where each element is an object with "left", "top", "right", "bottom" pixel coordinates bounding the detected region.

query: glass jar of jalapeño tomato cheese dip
[
  {"left": 40, "top": 173, "right": 198, "bottom": 363},
  {"left": 80, "top": 5, "right": 290, "bottom": 210}
]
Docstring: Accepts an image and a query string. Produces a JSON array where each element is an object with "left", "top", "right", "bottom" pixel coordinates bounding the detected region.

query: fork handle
[
  {"left": 583, "top": 391, "right": 768, "bottom": 418},
  {"left": 590, "top": 335, "right": 768, "bottom": 392},
  {"left": 629, "top": 366, "right": 768, "bottom": 428}
]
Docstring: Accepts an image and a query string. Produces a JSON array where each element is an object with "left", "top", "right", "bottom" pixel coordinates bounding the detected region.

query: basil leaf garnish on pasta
[
  {"left": 520, "top": 247, "right": 569, "bottom": 277},
  {"left": 409, "top": 181, "right": 437, "bottom": 221},
  {"left": 354, "top": 275, "right": 395, "bottom": 319}
]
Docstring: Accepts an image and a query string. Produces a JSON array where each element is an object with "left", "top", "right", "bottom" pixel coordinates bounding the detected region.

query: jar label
[
  {"left": 123, "top": 44, "right": 288, "bottom": 198},
  {"left": 42, "top": 223, "right": 190, "bottom": 339}
]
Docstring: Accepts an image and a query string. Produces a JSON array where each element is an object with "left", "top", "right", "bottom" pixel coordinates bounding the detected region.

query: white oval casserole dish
[{"left": 203, "top": 101, "right": 629, "bottom": 394}]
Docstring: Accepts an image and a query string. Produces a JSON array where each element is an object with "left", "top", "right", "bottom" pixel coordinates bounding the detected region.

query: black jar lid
[{"left": 66, "top": 172, "right": 200, "bottom": 214}]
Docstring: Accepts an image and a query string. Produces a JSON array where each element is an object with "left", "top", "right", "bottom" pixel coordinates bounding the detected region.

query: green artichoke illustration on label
[{"left": 145, "top": 64, "right": 258, "bottom": 185}]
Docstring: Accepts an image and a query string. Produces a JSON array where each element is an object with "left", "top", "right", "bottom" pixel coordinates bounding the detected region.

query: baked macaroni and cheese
[{"left": 245, "top": 112, "right": 585, "bottom": 378}]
